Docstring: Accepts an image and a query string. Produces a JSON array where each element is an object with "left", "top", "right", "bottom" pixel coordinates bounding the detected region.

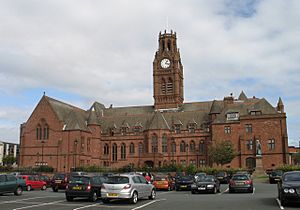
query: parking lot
[{"left": 0, "top": 181, "right": 299, "bottom": 210}]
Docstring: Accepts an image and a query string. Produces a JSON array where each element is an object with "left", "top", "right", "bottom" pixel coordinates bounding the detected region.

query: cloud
[{"left": 0, "top": 0, "right": 299, "bottom": 145}]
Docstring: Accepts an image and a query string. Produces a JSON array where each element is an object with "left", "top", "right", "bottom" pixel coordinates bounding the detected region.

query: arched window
[
  {"left": 171, "top": 141, "right": 176, "bottom": 153},
  {"left": 36, "top": 119, "right": 50, "bottom": 140},
  {"left": 36, "top": 124, "right": 42, "bottom": 140},
  {"left": 180, "top": 141, "right": 186, "bottom": 153},
  {"left": 162, "top": 40, "right": 165, "bottom": 51},
  {"left": 162, "top": 134, "right": 167, "bottom": 153},
  {"left": 151, "top": 134, "right": 158, "bottom": 153},
  {"left": 112, "top": 144, "right": 117, "bottom": 161},
  {"left": 43, "top": 124, "right": 49, "bottom": 139},
  {"left": 190, "top": 141, "right": 195, "bottom": 152},
  {"left": 104, "top": 143, "right": 109, "bottom": 155},
  {"left": 199, "top": 141, "right": 205, "bottom": 154},
  {"left": 121, "top": 143, "right": 126, "bottom": 159},
  {"left": 129, "top": 143, "right": 135, "bottom": 154},
  {"left": 167, "top": 39, "right": 171, "bottom": 51},
  {"left": 161, "top": 78, "right": 166, "bottom": 94},
  {"left": 166, "top": 78, "right": 173, "bottom": 94},
  {"left": 138, "top": 142, "right": 143, "bottom": 155}
]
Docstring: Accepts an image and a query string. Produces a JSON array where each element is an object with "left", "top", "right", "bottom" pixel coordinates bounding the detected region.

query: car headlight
[
  {"left": 289, "top": 189, "right": 295, "bottom": 193},
  {"left": 207, "top": 185, "right": 214, "bottom": 188},
  {"left": 283, "top": 188, "right": 289, "bottom": 193}
]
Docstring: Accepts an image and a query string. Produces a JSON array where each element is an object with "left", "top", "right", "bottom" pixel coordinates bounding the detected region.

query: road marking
[
  {"left": 0, "top": 196, "right": 62, "bottom": 204},
  {"left": 220, "top": 188, "right": 229, "bottom": 194},
  {"left": 158, "top": 191, "right": 172, "bottom": 195},
  {"left": 73, "top": 204, "right": 99, "bottom": 210},
  {"left": 131, "top": 199, "right": 166, "bottom": 210},
  {"left": 276, "top": 198, "right": 284, "bottom": 210},
  {"left": 12, "top": 199, "right": 65, "bottom": 210}
]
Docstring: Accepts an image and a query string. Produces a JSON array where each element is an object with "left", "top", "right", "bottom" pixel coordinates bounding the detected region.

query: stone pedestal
[{"left": 253, "top": 156, "right": 265, "bottom": 177}]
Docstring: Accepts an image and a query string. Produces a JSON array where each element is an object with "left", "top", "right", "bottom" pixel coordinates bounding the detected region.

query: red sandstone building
[{"left": 19, "top": 31, "right": 288, "bottom": 172}]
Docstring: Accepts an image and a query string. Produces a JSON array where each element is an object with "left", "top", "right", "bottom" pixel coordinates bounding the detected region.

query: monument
[{"left": 253, "top": 140, "right": 265, "bottom": 177}]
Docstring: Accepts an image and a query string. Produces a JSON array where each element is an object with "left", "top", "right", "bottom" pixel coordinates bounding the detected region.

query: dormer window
[
  {"left": 226, "top": 112, "right": 239, "bottom": 121},
  {"left": 188, "top": 123, "right": 196, "bottom": 133},
  {"left": 250, "top": 110, "right": 262, "bottom": 116},
  {"left": 174, "top": 124, "right": 181, "bottom": 134},
  {"left": 121, "top": 123, "right": 130, "bottom": 135}
]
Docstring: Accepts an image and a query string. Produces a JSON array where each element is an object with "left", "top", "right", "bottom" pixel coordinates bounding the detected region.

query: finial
[{"left": 43, "top": 91, "right": 45, "bottom": 96}]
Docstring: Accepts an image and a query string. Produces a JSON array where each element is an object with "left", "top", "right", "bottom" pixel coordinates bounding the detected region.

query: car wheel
[
  {"left": 168, "top": 185, "right": 171, "bottom": 191},
  {"left": 102, "top": 199, "right": 110, "bottom": 204},
  {"left": 14, "top": 186, "right": 23, "bottom": 196},
  {"left": 42, "top": 185, "right": 47, "bottom": 190},
  {"left": 89, "top": 191, "right": 98, "bottom": 202},
  {"left": 229, "top": 188, "right": 234, "bottom": 193},
  {"left": 191, "top": 190, "right": 196, "bottom": 194},
  {"left": 130, "top": 191, "right": 138, "bottom": 204},
  {"left": 66, "top": 196, "right": 73, "bottom": 201},
  {"left": 52, "top": 186, "right": 58, "bottom": 192},
  {"left": 27, "top": 185, "right": 32, "bottom": 191},
  {"left": 249, "top": 188, "right": 253, "bottom": 193},
  {"left": 149, "top": 189, "right": 156, "bottom": 200}
]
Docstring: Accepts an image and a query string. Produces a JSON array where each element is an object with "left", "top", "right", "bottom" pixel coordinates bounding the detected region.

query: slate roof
[{"left": 42, "top": 91, "right": 281, "bottom": 132}]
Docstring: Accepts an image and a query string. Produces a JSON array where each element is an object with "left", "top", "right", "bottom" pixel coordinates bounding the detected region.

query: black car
[
  {"left": 269, "top": 170, "right": 283, "bottom": 184},
  {"left": 191, "top": 175, "right": 220, "bottom": 194},
  {"left": 65, "top": 174, "right": 107, "bottom": 202},
  {"left": 229, "top": 173, "right": 253, "bottom": 193},
  {"left": 278, "top": 171, "right": 300, "bottom": 206},
  {"left": 215, "top": 172, "right": 229, "bottom": 184},
  {"left": 51, "top": 173, "right": 70, "bottom": 192},
  {"left": 175, "top": 175, "right": 194, "bottom": 191}
]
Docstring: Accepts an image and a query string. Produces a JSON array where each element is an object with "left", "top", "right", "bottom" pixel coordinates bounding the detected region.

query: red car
[
  {"left": 153, "top": 174, "right": 174, "bottom": 191},
  {"left": 19, "top": 175, "right": 47, "bottom": 191}
]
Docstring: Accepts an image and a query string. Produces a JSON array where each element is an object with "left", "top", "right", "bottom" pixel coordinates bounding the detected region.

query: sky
[{"left": 0, "top": 0, "right": 299, "bottom": 146}]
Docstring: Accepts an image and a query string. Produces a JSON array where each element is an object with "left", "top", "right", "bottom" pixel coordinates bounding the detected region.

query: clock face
[{"left": 160, "top": 58, "right": 171, "bottom": 69}]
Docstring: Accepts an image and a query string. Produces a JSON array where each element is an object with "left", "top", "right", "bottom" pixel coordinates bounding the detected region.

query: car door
[
  {"left": 6, "top": 175, "right": 17, "bottom": 192},
  {"left": 138, "top": 176, "right": 151, "bottom": 198},
  {"left": 132, "top": 176, "right": 142, "bottom": 197},
  {"left": 0, "top": 174, "right": 8, "bottom": 193}
]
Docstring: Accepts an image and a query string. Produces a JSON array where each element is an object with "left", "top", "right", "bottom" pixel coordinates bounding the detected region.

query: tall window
[
  {"left": 161, "top": 78, "right": 166, "bottom": 94},
  {"left": 166, "top": 78, "right": 173, "bottom": 94},
  {"left": 180, "top": 141, "right": 186, "bottom": 153},
  {"left": 151, "top": 135, "right": 158, "bottom": 153},
  {"left": 174, "top": 124, "right": 181, "bottom": 134},
  {"left": 190, "top": 141, "right": 195, "bottom": 152},
  {"left": 129, "top": 143, "right": 135, "bottom": 154},
  {"left": 36, "top": 119, "right": 49, "bottom": 140},
  {"left": 87, "top": 138, "right": 91, "bottom": 152},
  {"left": 112, "top": 144, "right": 117, "bottom": 161},
  {"left": 121, "top": 143, "right": 126, "bottom": 159},
  {"left": 199, "top": 159, "right": 206, "bottom": 167},
  {"left": 268, "top": 139, "right": 275, "bottom": 150},
  {"left": 171, "top": 141, "right": 176, "bottom": 153},
  {"left": 199, "top": 141, "right": 205, "bottom": 154},
  {"left": 246, "top": 140, "right": 253, "bottom": 150},
  {"left": 138, "top": 143, "right": 143, "bottom": 155},
  {"left": 80, "top": 137, "right": 85, "bottom": 152},
  {"left": 162, "top": 134, "right": 168, "bottom": 153},
  {"left": 104, "top": 143, "right": 109, "bottom": 155},
  {"left": 245, "top": 124, "right": 252, "bottom": 133},
  {"left": 224, "top": 126, "right": 231, "bottom": 134}
]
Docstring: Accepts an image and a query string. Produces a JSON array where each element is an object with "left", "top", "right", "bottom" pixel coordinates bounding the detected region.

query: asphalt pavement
[{"left": 0, "top": 182, "right": 299, "bottom": 210}]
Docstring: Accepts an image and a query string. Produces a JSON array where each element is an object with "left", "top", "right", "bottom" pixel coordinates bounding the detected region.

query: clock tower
[{"left": 153, "top": 30, "right": 184, "bottom": 109}]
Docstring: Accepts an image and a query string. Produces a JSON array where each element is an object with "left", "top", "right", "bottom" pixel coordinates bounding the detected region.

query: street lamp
[
  {"left": 185, "top": 143, "right": 189, "bottom": 166},
  {"left": 74, "top": 139, "right": 78, "bottom": 171},
  {"left": 41, "top": 140, "right": 45, "bottom": 166}
]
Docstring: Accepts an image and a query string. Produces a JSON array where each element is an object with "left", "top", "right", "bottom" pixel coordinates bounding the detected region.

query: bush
[{"left": 277, "top": 165, "right": 300, "bottom": 172}]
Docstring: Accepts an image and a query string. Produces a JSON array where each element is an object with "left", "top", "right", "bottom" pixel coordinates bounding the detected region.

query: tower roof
[{"left": 238, "top": 91, "right": 247, "bottom": 100}]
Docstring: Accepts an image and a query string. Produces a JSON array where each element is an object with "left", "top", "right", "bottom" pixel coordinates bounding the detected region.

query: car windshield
[
  {"left": 216, "top": 172, "right": 225, "bottom": 176},
  {"left": 53, "top": 174, "right": 65, "bottom": 179},
  {"left": 179, "top": 176, "right": 193, "bottom": 181},
  {"left": 197, "top": 177, "right": 214, "bottom": 182},
  {"left": 107, "top": 176, "right": 129, "bottom": 184},
  {"left": 232, "top": 175, "right": 249, "bottom": 180},
  {"left": 69, "top": 176, "right": 90, "bottom": 184},
  {"left": 155, "top": 176, "right": 166, "bottom": 181},
  {"left": 283, "top": 173, "right": 300, "bottom": 182},
  {"left": 271, "top": 171, "right": 283, "bottom": 176}
]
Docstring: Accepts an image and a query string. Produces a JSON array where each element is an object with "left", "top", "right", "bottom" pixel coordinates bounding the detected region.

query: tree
[
  {"left": 293, "top": 152, "right": 300, "bottom": 165},
  {"left": 2, "top": 155, "right": 16, "bottom": 166},
  {"left": 209, "top": 141, "right": 237, "bottom": 166}
]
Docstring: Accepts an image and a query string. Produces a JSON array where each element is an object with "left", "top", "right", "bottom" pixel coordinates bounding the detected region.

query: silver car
[{"left": 101, "top": 174, "right": 156, "bottom": 204}]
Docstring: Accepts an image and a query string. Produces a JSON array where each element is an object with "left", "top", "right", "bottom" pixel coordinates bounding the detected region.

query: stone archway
[{"left": 144, "top": 160, "right": 154, "bottom": 168}]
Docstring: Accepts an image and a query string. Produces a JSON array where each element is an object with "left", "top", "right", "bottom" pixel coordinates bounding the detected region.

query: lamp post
[
  {"left": 185, "top": 143, "right": 189, "bottom": 166},
  {"left": 41, "top": 140, "right": 45, "bottom": 166},
  {"left": 74, "top": 139, "right": 78, "bottom": 171}
]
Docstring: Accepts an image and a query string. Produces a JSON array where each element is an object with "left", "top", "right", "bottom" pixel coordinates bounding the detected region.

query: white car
[{"left": 101, "top": 173, "right": 156, "bottom": 204}]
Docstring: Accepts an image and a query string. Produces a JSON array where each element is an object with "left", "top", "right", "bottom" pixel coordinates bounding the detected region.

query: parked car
[
  {"left": 152, "top": 174, "right": 174, "bottom": 191},
  {"left": 51, "top": 173, "right": 70, "bottom": 192},
  {"left": 175, "top": 175, "right": 194, "bottom": 191},
  {"left": 101, "top": 174, "right": 156, "bottom": 204},
  {"left": 18, "top": 175, "right": 47, "bottom": 191},
  {"left": 39, "top": 175, "right": 51, "bottom": 187},
  {"left": 229, "top": 173, "right": 253, "bottom": 193},
  {"left": 215, "top": 171, "right": 229, "bottom": 184},
  {"left": 0, "top": 174, "right": 25, "bottom": 196},
  {"left": 65, "top": 174, "right": 107, "bottom": 202},
  {"left": 278, "top": 171, "right": 300, "bottom": 206},
  {"left": 191, "top": 175, "right": 220, "bottom": 194},
  {"left": 269, "top": 170, "right": 283, "bottom": 184}
]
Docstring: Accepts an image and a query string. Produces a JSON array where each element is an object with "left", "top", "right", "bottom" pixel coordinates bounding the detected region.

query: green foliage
[
  {"left": 209, "top": 141, "right": 237, "bottom": 166},
  {"left": 0, "top": 165, "right": 13, "bottom": 172},
  {"left": 2, "top": 155, "right": 16, "bottom": 166},
  {"left": 34, "top": 165, "right": 54, "bottom": 172},
  {"left": 277, "top": 164, "right": 300, "bottom": 172}
]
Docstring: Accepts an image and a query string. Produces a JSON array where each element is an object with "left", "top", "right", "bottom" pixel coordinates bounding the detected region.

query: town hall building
[{"left": 19, "top": 31, "right": 288, "bottom": 172}]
